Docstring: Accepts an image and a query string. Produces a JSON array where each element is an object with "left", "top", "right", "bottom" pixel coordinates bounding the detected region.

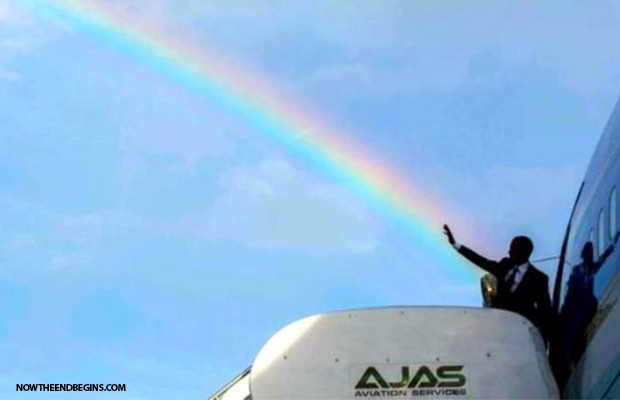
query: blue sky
[{"left": 1, "top": 0, "right": 620, "bottom": 398}]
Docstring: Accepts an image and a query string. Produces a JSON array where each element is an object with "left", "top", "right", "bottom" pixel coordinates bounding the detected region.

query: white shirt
[
  {"left": 453, "top": 242, "right": 529, "bottom": 292},
  {"left": 507, "top": 262, "right": 529, "bottom": 292}
]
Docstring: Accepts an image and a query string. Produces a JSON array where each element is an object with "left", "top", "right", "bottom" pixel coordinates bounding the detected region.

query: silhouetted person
[
  {"left": 443, "top": 224, "right": 553, "bottom": 342},
  {"left": 556, "top": 233, "right": 619, "bottom": 382}
]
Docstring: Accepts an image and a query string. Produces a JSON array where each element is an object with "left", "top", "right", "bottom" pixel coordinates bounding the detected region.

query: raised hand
[{"left": 443, "top": 224, "right": 456, "bottom": 245}]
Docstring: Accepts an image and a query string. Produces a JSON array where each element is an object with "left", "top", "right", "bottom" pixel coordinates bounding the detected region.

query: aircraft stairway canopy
[{"left": 211, "top": 306, "right": 559, "bottom": 400}]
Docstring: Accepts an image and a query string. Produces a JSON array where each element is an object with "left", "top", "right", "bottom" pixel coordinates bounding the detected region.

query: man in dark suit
[{"left": 443, "top": 224, "right": 553, "bottom": 342}]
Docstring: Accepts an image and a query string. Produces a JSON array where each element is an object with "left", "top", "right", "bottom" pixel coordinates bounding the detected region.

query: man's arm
[
  {"left": 593, "top": 232, "right": 619, "bottom": 275},
  {"left": 443, "top": 224, "right": 504, "bottom": 276},
  {"left": 457, "top": 246, "right": 505, "bottom": 277}
]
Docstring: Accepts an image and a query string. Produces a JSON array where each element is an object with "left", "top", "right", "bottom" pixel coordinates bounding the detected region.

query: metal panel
[
  {"left": 565, "top": 277, "right": 620, "bottom": 399},
  {"left": 251, "top": 307, "right": 558, "bottom": 399}
]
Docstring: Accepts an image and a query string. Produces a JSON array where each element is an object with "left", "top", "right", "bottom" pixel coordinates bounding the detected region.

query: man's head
[
  {"left": 581, "top": 241, "right": 594, "bottom": 267},
  {"left": 508, "top": 236, "right": 534, "bottom": 265}
]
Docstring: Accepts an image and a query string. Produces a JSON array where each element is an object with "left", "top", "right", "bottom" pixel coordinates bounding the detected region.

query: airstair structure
[{"left": 210, "top": 307, "right": 559, "bottom": 399}]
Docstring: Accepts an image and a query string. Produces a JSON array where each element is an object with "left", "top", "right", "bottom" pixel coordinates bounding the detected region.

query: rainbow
[{"left": 21, "top": 0, "right": 477, "bottom": 280}]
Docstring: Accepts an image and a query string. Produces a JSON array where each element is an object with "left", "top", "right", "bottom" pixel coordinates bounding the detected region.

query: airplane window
[
  {"left": 598, "top": 209, "right": 606, "bottom": 257},
  {"left": 611, "top": 187, "right": 618, "bottom": 240}
]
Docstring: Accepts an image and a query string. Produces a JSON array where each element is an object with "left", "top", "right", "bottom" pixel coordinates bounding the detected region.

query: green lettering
[
  {"left": 437, "top": 365, "right": 466, "bottom": 388},
  {"left": 355, "top": 367, "right": 389, "bottom": 389},
  {"left": 389, "top": 367, "right": 410, "bottom": 388},
  {"left": 408, "top": 366, "right": 438, "bottom": 388}
]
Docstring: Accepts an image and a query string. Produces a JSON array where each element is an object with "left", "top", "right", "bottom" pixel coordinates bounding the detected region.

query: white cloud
[
  {"left": 490, "top": 1, "right": 620, "bottom": 97},
  {"left": 118, "top": 107, "right": 238, "bottom": 177},
  {"left": 0, "top": 3, "right": 43, "bottom": 83},
  {"left": 11, "top": 0, "right": 620, "bottom": 99},
  {"left": 0, "top": 40, "right": 26, "bottom": 82},
  {"left": 0, "top": 38, "right": 28, "bottom": 52},
  {"left": 198, "top": 158, "right": 383, "bottom": 253},
  {"left": 0, "top": 2, "right": 18, "bottom": 22},
  {"left": 35, "top": 157, "right": 382, "bottom": 255},
  {"left": 19, "top": 0, "right": 619, "bottom": 102},
  {"left": 42, "top": 209, "right": 142, "bottom": 270},
  {"left": 53, "top": 209, "right": 142, "bottom": 246},
  {"left": 169, "top": 0, "right": 620, "bottom": 99},
  {"left": 425, "top": 164, "right": 583, "bottom": 266},
  {"left": 0, "top": 69, "right": 21, "bottom": 82},
  {"left": 49, "top": 252, "right": 90, "bottom": 270},
  {"left": 6, "top": 233, "right": 36, "bottom": 249}
]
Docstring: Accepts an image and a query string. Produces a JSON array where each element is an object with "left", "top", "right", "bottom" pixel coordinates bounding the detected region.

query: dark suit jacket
[{"left": 459, "top": 245, "right": 553, "bottom": 341}]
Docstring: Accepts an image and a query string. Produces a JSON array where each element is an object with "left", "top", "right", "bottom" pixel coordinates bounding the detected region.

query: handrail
[{"left": 208, "top": 366, "right": 251, "bottom": 400}]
